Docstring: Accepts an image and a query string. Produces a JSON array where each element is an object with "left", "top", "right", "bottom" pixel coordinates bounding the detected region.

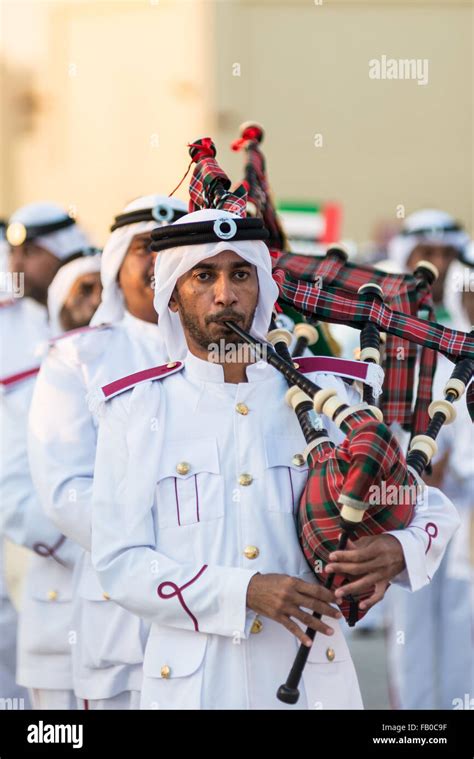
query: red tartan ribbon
[
  {"left": 273, "top": 267, "right": 474, "bottom": 429},
  {"left": 274, "top": 250, "right": 422, "bottom": 428},
  {"left": 274, "top": 270, "right": 474, "bottom": 360}
]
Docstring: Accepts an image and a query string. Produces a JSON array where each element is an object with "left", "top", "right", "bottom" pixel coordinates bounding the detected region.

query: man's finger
[
  {"left": 328, "top": 544, "right": 380, "bottom": 564},
  {"left": 325, "top": 557, "right": 382, "bottom": 576},
  {"left": 294, "top": 592, "right": 342, "bottom": 620},
  {"left": 334, "top": 572, "right": 382, "bottom": 598},
  {"left": 280, "top": 616, "right": 313, "bottom": 648},
  {"left": 289, "top": 606, "right": 335, "bottom": 637},
  {"left": 359, "top": 581, "right": 390, "bottom": 611},
  {"left": 293, "top": 578, "right": 337, "bottom": 605}
]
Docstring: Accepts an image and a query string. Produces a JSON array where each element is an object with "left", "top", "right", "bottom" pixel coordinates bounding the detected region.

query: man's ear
[{"left": 168, "top": 287, "right": 179, "bottom": 313}]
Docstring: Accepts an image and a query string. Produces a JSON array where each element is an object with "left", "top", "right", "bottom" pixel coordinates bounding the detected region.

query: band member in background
[
  {"left": 28, "top": 195, "right": 187, "bottom": 709},
  {"left": 47, "top": 253, "right": 102, "bottom": 334},
  {"left": 0, "top": 202, "right": 95, "bottom": 709}
]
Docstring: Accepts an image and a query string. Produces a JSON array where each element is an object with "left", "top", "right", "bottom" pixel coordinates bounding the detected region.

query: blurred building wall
[
  {"left": 0, "top": 0, "right": 472, "bottom": 244},
  {"left": 0, "top": 0, "right": 216, "bottom": 242},
  {"left": 215, "top": 0, "right": 473, "bottom": 244}
]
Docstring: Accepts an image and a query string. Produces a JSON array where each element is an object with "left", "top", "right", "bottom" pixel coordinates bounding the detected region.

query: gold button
[
  {"left": 292, "top": 454, "right": 305, "bottom": 467},
  {"left": 47, "top": 590, "right": 58, "bottom": 601},
  {"left": 250, "top": 618, "right": 263, "bottom": 634},
  {"left": 239, "top": 473, "right": 253, "bottom": 486},
  {"left": 102, "top": 592, "right": 110, "bottom": 601},
  {"left": 236, "top": 403, "right": 249, "bottom": 416},
  {"left": 326, "top": 647, "right": 335, "bottom": 662},
  {"left": 176, "top": 461, "right": 191, "bottom": 475},
  {"left": 167, "top": 362, "right": 178, "bottom": 369},
  {"left": 160, "top": 665, "right": 171, "bottom": 679},
  {"left": 244, "top": 545, "right": 259, "bottom": 560}
]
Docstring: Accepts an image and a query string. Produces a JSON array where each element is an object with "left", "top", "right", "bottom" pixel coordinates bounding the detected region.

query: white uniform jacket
[
  {"left": 0, "top": 298, "right": 79, "bottom": 690},
  {"left": 28, "top": 312, "right": 168, "bottom": 700},
  {"left": 91, "top": 352, "right": 460, "bottom": 710}
]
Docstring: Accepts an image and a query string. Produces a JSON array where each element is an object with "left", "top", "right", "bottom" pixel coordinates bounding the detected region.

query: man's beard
[
  {"left": 24, "top": 282, "right": 48, "bottom": 305},
  {"left": 178, "top": 301, "right": 257, "bottom": 353}
]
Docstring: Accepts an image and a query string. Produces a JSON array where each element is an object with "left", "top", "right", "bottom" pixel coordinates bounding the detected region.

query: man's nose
[{"left": 214, "top": 274, "right": 238, "bottom": 305}]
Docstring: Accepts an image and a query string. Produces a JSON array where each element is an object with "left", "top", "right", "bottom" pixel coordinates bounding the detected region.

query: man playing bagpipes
[{"left": 88, "top": 138, "right": 463, "bottom": 709}]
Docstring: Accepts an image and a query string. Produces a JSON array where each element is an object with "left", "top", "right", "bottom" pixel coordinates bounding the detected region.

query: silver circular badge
[
  {"left": 151, "top": 204, "right": 174, "bottom": 223},
  {"left": 213, "top": 217, "right": 237, "bottom": 240}
]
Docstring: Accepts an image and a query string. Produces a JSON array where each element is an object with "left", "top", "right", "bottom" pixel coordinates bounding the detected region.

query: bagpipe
[{"left": 163, "top": 131, "right": 474, "bottom": 704}]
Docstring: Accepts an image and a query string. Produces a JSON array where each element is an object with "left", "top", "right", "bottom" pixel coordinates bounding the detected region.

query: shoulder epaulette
[
  {"left": 0, "top": 365, "right": 40, "bottom": 393},
  {"left": 295, "top": 355, "right": 383, "bottom": 396},
  {"left": 48, "top": 323, "right": 111, "bottom": 347},
  {"left": 0, "top": 298, "right": 17, "bottom": 310},
  {"left": 94, "top": 361, "right": 184, "bottom": 406}
]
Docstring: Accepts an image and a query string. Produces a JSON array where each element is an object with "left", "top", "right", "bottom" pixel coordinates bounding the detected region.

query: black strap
[
  {"left": 150, "top": 217, "right": 269, "bottom": 253},
  {"left": 8, "top": 215, "right": 76, "bottom": 242},
  {"left": 57, "top": 246, "right": 101, "bottom": 268},
  {"left": 401, "top": 223, "right": 463, "bottom": 237},
  {"left": 110, "top": 205, "right": 187, "bottom": 232}
]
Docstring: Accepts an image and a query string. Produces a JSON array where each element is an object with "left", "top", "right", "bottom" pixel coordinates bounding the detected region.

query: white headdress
[
  {"left": 7, "top": 202, "right": 92, "bottom": 260},
  {"left": 47, "top": 253, "right": 102, "bottom": 335},
  {"left": 91, "top": 194, "right": 187, "bottom": 326},
  {"left": 387, "top": 209, "right": 469, "bottom": 271},
  {"left": 152, "top": 208, "right": 278, "bottom": 359}
]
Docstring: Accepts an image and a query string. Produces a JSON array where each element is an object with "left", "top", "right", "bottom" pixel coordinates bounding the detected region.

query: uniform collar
[
  {"left": 122, "top": 310, "right": 160, "bottom": 338},
  {"left": 184, "top": 349, "right": 276, "bottom": 384}
]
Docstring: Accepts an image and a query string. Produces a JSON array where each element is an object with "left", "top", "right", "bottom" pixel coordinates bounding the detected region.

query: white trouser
[
  {"left": 30, "top": 688, "right": 77, "bottom": 710},
  {"left": 387, "top": 547, "right": 474, "bottom": 710},
  {"left": 79, "top": 690, "right": 141, "bottom": 710}
]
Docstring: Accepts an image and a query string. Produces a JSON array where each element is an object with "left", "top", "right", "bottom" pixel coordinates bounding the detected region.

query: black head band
[
  {"left": 110, "top": 204, "right": 187, "bottom": 232},
  {"left": 57, "top": 246, "right": 102, "bottom": 268},
  {"left": 150, "top": 216, "right": 269, "bottom": 253},
  {"left": 6, "top": 215, "right": 76, "bottom": 246},
  {"left": 401, "top": 223, "right": 463, "bottom": 238}
]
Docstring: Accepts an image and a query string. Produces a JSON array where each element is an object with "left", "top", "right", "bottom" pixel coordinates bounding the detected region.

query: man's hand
[
  {"left": 325, "top": 534, "right": 405, "bottom": 608},
  {"left": 246, "top": 573, "right": 342, "bottom": 647}
]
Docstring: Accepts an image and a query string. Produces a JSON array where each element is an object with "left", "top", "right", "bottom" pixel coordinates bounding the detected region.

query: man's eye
[
  {"left": 234, "top": 271, "right": 249, "bottom": 280},
  {"left": 196, "top": 271, "right": 211, "bottom": 281}
]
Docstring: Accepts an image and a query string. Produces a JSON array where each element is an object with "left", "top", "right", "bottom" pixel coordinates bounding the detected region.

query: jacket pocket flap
[
  {"left": 157, "top": 437, "right": 220, "bottom": 481},
  {"left": 264, "top": 435, "right": 308, "bottom": 471},
  {"left": 143, "top": 626, "right": 208, "bottom": 678},
  {"left": 306, "top": 622, "right": 350, "bottom": 663},
  {"left": 26, "top": 558, "right": 74, "bottom": 602}
]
